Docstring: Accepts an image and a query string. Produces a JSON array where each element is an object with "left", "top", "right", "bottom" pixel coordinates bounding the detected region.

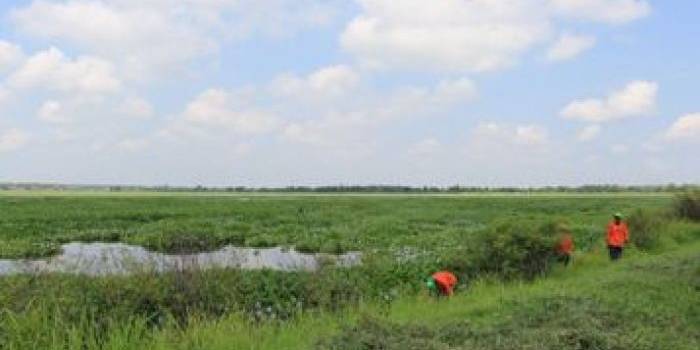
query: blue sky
[{"left": 0, "top": 0, "right": 698, "bottom": 186}]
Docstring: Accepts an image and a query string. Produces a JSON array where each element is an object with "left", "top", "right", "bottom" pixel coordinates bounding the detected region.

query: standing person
[
  {"left": 426, "top": 271, "right": 458, "bottom": 297},
  {"left": 607, "top": 213, "right": 629, "bottom": 261},
  {"left": 556, "top": 232, "right": 574, "bottom": 266}
]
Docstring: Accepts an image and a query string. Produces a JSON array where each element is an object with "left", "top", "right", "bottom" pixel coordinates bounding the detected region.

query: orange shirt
[
  {"left": 607, "top": 222, "right": 629, "bottom": 247},
  {"left": 557, "top": 234, "right": 574, "bottom": 254},
  {"left": 432, "top": 271, "right": 458, "bottom": 296}
]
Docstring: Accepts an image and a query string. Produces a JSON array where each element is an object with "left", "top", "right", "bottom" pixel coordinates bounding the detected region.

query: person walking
[
  {"left": 606, "top": 213, "right": 629, "bottom": 261},
  {"left": 426, "top": 271, "right": 458, "bottom": 297}
]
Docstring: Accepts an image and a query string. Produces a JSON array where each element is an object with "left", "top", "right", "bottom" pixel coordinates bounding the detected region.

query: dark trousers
[
  {"left": 608, "top": 246, "right": 623, "bottom": 261},
  {"left": 558, "top": 253, "right": 571, "bottom": 266}
]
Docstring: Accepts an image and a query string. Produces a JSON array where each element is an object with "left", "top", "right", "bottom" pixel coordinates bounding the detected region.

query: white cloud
[
  {"left": 271, "top": 65, "right": 360, "bottom": 100},
  {"left": 432, "top": 78, "right": 478, "bottom": 104},
  {"left": 266, "top": 66, "right": 479, "bottom": 146},
  {"left": 37, "top": 100, "right": 71, "bottom": 124},
  {"left": 611, "top": 143, "right": 629, "bottom": 155},
  {"left": 342, "top": 0, "right": 552, "bottom": 72},
  {"left": 464, "top": 122, "right": 552, "bottom": 173},
  {"left": 577, "top": 124, "right": 601, "bottom": 141},
  {"left": 342, "top": 0, "right": 649, "bottom": 73},
  {"left": 11, "top": 0, "right": 341, "bottom": 79},
  {"left": 159, "top": 71, "right": 474, "bottom": 161},
  {"left": 116, "top": 137, "right": 150, "bottom": 152},
  {"left": 408, "top": 138, "right": 442, "bottom": 157},
  {"left": 546, "top": 33, "right": 596, "bottom": 62},
  {"left": 0, "top": 40, "right": 24, "bottom": 72},
  {"left": 561, "top": 80, "right": 657, "bottom": 122},
  {"left": 119, "top": 97, "right": 154, "bottom": 119},
  {"left": 9, "top": 47, "right": 121, "bottom": 94},
  {"left": 665, "top": 113, "right": 700, "bottom": 142},
  {"left": 0, "top": 128, "right": 29, "bottom": 152},
  {"left": 472, "top": 122, "right": 549, "bottom": 146},
  {"left": 515, "top": 125, "right": 549, "bottom": 145},
  {"left": 282, "top": 110, "right": 374, "bottom": 149},
  {"left": 0, "top": 86, "right": 11, "bottom": 107},
  {"left": 550, "top": 0, "right": 651, "bottom": 24},
  {"left": 281, "top": 77, "right": 477, "bottom": 149},
  {"left": 183, "top": 88, "right": 280, "bottom": 134}
]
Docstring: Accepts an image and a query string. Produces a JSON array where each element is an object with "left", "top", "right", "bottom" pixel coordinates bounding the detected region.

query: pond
[{"left": 0, "top": 242, "right": 362, "bottom": 276}]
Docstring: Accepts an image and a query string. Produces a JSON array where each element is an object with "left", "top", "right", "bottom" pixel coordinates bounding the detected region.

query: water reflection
[{"left": 0, "top": 243, "right": 362, "bottom": 276}]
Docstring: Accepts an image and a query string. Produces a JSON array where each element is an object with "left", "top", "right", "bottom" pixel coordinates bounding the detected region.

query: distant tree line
[{"left": 1, "top": 182, "right": 698, "bottom": 193}]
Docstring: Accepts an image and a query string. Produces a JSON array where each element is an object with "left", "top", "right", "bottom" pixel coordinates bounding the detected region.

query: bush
[
  {"left": 627, "top": 208, "right": 668, "bottom": 250},
  {"left": 675, "top": 191, "right": 700, "bottom": 222},
  {"left": 466, "top": 220, "right": 559, "bottom": 280}
]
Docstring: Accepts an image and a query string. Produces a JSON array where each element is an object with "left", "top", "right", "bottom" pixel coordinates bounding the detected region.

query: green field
[
  {"left": 0, "top": 192, "right": 671, "bottom": 258},
  {"left": 1, "top": 192, "right": 698, "bottom": 349}
]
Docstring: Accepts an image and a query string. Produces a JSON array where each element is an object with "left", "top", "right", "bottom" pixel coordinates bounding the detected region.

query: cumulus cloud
[
  {"left": 9, "top": 47, "right": 121, "bottom": 94},
  {"left": 610, "top": 143, "right": 629, "bottom": 155},
  {"left": 472, "top": 122, "right": 549, "bottom": 146},
  {"left": 546, "top": 33, "right": 596, "bottom": 62},
  {"left": 550, "top": 0, "right": 651, "bottom": 24},
  {"left": 37, "top": 100, "right": 71, "bottom": 124},
  {"left": 0, "top": 128, "right": 29, "bottom": 152},
  {"left": 0, "top": 86, "right": 11, "bottom": 107},
  {"left": 119, "top": 97, "right": 154, "bottom": 119},
  {"left": 408, "top": 138, "right": 442, "bottom": 157},
  {"left": 342, "top": 0, "right": 649, "bottom": 73},
  {"left": 280, "top": 76, "right": 477, "bottom": 149},
  {"left": 116, "top": 137, "right": 150, "bottom": 152},
  {"left": 0, "top": 40, "right": 24, "bottom": 72},
  {"left": 11, "top": 0, "right": 341, "bottom": 79},
  {"left": 183, "top": 88, "right": 280, "bottom": 135},
  {"left": 271, "top": 65, "right": 360, "bottom": 100},
  {"left": 342, "top": 0, "right": 552, "bottom": 72},
  {"left": 464, "top": 122, "right": 551, "bottom": 172},
  {"left": 665, "top": 113, "right": 700, "bottom": 142},
  {"left": 561, "top": 80, "right": 658, "bottom": 122},
  {"left": 515, "top": 125, "right": 549, "bottom": 145},
  {"left": 577, "top": 124, "right": 601, "bottom": 141}
]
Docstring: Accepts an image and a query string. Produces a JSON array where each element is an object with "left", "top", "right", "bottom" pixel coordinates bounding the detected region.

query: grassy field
[
  {"left": 0, "top": 192, "right": 697, "bottom": 349},
  {"left": 0, "top": 192, "right": 671, "bottom": 258}
]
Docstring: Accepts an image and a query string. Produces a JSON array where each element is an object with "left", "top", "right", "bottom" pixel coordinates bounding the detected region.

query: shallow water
[{"left": 0, "top": 243, "right": 362, "bottom": 276}]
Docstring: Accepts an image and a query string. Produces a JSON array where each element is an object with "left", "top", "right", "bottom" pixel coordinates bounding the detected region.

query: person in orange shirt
[
  {"left": 426, "top": 271, "right": 458, "bottom": 297},
  {"left": 556, "top": 232, "right": 574, "bottom": 266},
  {"left": 607, "top": 213, "right": 629, "bottom": 261}
]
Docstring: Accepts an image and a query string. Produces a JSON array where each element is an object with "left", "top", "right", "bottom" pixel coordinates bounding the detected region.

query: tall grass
[
  {"left": 2, "top": 241, "right": 698, "bottom": 350},
  {"left": 675, "top": 191, "right": 700, "bottom": 221}
]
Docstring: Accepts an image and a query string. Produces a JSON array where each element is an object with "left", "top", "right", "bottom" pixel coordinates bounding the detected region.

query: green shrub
[
  {"left": 675, "top": 191, "right": 700, "bottom": 222},
  {"left": 627, "top": 208, "right": 668, "bottom": 250},
  {"left": 466, "top": 220, "right": 559, "bottom": 280}
]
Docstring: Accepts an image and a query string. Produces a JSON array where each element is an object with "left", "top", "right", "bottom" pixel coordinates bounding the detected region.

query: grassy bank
[{"left": 2, "top": 234, "right": 698, "bottom": 349}]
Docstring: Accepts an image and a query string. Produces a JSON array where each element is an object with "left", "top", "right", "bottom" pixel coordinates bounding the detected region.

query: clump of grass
[
  {"left": 0, "top": 239, "right": 61, "bottom": 259},
  {"left": 320, "top": 241, "right": 345, "bottom": 255},
  {"left": 627, "top": 208, "right": 669, "bottom": 250},
  {"left": 295, "top": 241, "right": 321, "bottom": 253},
  {"left": 675, "top": 191, "right": 700, "bottom": 221}
]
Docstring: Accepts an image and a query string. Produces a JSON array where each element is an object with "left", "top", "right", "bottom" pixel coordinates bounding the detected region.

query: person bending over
[{"left": 426, "top": 271, "right": 458, "bottom": 297}]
